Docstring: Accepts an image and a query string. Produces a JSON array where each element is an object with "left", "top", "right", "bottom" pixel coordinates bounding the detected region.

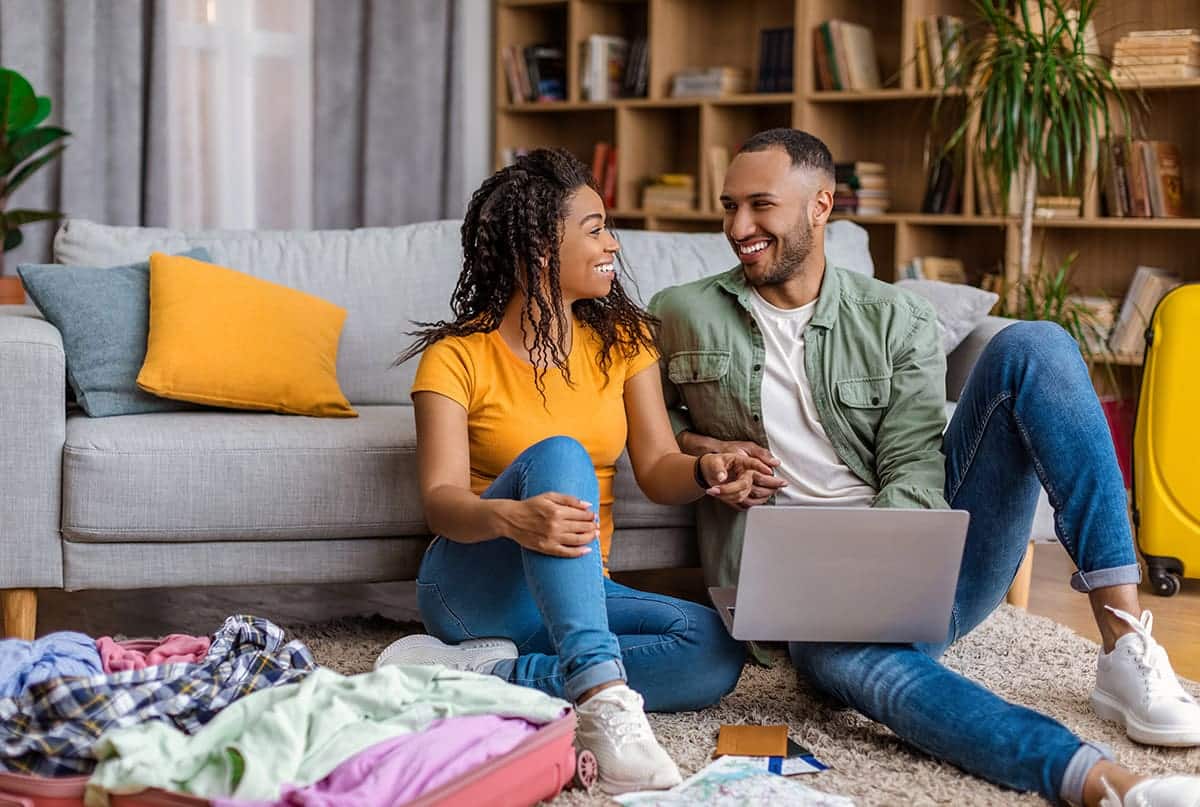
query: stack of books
[
  {"left": 642, "top": 174, "right": 696, "bottom": 212},
  {"left": 1109, "top": 265, "right": 1182, "bottom": 357},
  {"left": 1112, "top": 29, "right": 1200, "bottom": 82},
  {"left": 501, "top": 44, "right": 566, "bottom": 103},
  {"left": 834, "top": 162, "right": 889, "bottom": 215},
  {"left": 813, "top": 20, "right": 881, "bottom": 90},
  {"left": 670, "top": 67, "right": 749, "bottom": 98},
  {"left": 914, "top": 15, "right": 965, "bottom": 88},
  {"left": 1034, "top": 195, "right": 1082, "bottom": 219},
  {"left": 898, "top": 256, "right": 967, "bottom": 283},
  {"left": 1101, "top": 138, "right": 1185, "bottom": 218},
  {"left": 757, "top": 27, "right": 794, "bottom": 92}
]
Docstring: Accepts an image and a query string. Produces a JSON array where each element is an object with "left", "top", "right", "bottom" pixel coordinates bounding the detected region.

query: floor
[{"left": 31, "top": 543, "right": 1200, "bottom": 680}]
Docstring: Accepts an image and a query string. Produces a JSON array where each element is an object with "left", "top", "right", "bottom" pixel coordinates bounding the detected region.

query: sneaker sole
[
  {"left": 596, "top": 772, "right": 683, "bottom": 796},
  {"left": 374, "top": 635, "right": 517, "bottom": 671},
  {"left": 1091, "top": 688, "right": 1200, "bottom": 747}
]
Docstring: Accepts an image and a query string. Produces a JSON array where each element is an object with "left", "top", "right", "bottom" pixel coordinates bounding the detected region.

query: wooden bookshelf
[{"left": 494, "top": 0, "right": 1200, "bottom": 316}]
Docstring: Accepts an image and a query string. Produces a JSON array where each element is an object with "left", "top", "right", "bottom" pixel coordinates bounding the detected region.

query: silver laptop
[{"left": 709, "top": 506, "right": 970, "bottom": 643}]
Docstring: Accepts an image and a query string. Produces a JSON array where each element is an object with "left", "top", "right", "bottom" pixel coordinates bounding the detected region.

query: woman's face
[{"left": 554, "top": 185, "right": 619, "bottom": 304}]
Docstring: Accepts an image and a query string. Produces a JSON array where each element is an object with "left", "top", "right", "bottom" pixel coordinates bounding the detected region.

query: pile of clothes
[{"left": 0, "top": 616, "right": 569, "bottom": 806}]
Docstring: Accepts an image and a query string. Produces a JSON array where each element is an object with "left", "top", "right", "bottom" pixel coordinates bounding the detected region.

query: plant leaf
[
  {"left": 0, "top": 68, "right": 37, "bottom": 132},
  {"left": 2, "top": 209, "right": 63, "bottom": 227},
  {"left": 11, "top": 96, "right": 51, "bottom": 136},
  {"left": 3, "top": 144, "right": 67, "bottom": 198},
  {"left": 0, "top": 126, "right": 70, "bottom": 175},
  {"left": 3, "top": 226, "right": 23, "bottom": 251}
]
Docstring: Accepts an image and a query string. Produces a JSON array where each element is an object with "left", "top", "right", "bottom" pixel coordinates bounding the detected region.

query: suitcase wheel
[
  {"left": 573, "top": 748, "right": 598, "bottom": 792},
  {"left": 1149, "top": 567, "right": 1182, "bottom": 597}
]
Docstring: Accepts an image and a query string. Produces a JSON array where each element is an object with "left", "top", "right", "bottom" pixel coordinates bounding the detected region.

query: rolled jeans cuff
[
  {"left": 1070, "top": 563, "right": 1142, "bottom": 593},
  {"left": 1060, "top": 740, "right": 1113, "bottom": 805},
  {"left": 565, "top": 658, "right": 627, "bottom": 702}
]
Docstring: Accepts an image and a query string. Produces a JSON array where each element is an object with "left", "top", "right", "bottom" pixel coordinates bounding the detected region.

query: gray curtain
[
  {"left": 0, "top": 0, "right": 168, "bottom": 269},
  {"left": 314, "top": 0, "right": 486, "bottom": 228}
]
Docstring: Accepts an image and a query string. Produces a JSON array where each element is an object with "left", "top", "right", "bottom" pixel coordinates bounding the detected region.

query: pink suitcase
[{"left": 0, "top": 711, "right": 594, "bottom": 807}]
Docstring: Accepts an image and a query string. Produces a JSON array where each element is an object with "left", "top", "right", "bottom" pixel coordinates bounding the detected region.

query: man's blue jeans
[
  {"left": 790, "top": 321, "right": 1141, "bottom": 805},
  {"left": 416, "top": 435, "right": 746, "bottom": 711}
]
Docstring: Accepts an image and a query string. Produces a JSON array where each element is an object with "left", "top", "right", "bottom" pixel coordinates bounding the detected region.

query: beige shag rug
[{"left": 286, "top": 606, "right": 1200, "bottom": 806}]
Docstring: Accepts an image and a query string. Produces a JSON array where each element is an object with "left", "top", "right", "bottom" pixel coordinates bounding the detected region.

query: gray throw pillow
[
  {"left": 895, "top": 279, "right": 999, "bottom": 354},
  {"left": 17, "top": 248, "right": 211, "bottom": 417}
]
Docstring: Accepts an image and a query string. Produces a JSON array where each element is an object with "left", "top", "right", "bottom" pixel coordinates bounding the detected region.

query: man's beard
[{"left": 746, "top": 219, "right": 813, "bottom": 287}]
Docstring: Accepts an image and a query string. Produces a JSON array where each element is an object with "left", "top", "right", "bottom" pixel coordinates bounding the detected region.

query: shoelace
[
  {"left": 1105, "top": 606, "right": 1195, "bottom": 704},
  {"left": 589, "top": 691, "right": 654, "bottom": 749}
]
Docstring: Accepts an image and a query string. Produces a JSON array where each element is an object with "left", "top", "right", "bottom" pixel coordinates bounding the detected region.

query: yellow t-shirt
[{"left": 411, "top": 322, "right": 659, "bottom": 565}]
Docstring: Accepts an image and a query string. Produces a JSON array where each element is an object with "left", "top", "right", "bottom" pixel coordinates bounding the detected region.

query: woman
[{"left": 377, "top": 149, "right": 756, "bottom": 795}]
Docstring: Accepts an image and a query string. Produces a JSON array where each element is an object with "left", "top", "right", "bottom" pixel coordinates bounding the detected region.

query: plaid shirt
[{"left": 0, "top": 615, "right": 316, "bottom": 776}]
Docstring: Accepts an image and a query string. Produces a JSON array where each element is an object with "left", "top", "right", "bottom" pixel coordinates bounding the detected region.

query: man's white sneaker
[
  {"left": 1092, "top": 607, "right": 1200, "bottom": 746},
  {"left": 1099, "top": 775, "right": 1200, "bottom": 807},
  {"left": 575, "top": 683, "right": 683, "bottom": 795},
  {"left": 373, "top": 634, "right": 517, "bottom": 674}
]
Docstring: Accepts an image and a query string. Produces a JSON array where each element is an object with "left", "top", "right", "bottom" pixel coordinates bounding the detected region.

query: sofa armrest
[
  {"left": 946, "top": 316, "right": 1017, "bottom": 402},
  {"left": 0, "top": 306, "right": 66, "bottom": 588}
]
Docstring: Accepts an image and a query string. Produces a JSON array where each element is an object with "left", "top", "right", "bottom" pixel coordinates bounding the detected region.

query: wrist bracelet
[{"left": 693, "top": 454, "right": 710, "bottom": 489}]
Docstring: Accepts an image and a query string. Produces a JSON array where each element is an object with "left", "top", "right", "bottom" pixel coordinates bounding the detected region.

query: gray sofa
[{"left": 0, "top": 218, "right": 1013, "bottom": 639}]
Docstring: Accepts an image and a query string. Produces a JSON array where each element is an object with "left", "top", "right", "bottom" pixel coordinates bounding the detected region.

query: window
[{"left": 165, "top": 0, "right": 313, "bottom": 229}]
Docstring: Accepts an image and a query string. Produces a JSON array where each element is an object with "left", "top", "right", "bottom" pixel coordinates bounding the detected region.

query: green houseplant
[
  {"left": 0, "top": 67, "right": 70, "bottom": 276},
  {"left": 935, "top": 0, "right": 1135, "bottom": 284}
]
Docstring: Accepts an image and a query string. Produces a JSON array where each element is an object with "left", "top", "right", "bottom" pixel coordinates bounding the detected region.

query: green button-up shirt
[{"left": 648, "top": 263, "right": 950, "bottom": 588}]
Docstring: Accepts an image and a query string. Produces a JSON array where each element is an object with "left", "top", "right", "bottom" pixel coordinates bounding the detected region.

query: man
[{"left": 649, "top": 128, "right": 1200, "bottom": 807}]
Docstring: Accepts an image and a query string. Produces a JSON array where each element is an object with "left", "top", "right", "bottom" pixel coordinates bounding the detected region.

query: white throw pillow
[{"left": 895, "top": 279, "right": 999, "bottom": 354}]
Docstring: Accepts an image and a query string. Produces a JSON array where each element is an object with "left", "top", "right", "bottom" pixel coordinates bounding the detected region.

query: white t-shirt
[{"left": 747, "top": 289, "right": 876, "bottom": 507}]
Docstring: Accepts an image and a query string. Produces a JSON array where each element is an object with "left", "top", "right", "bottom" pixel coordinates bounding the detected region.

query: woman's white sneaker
[
  {"left": 1092, "top": 607, "right": 1200, "bottom": 747},
  {"left": 373, "top": 634, "right": 517, "bottom": 674},
  {"left": 1099, "top": 774, "right": 1200, "bottom": 807},
  {"left": 575, "top": 684, "right": 683, "bottom": 795}
]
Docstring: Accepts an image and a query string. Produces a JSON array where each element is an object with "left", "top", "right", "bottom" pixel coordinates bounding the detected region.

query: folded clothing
[
  {"left": 218, "top": 714, "right": 539, "bottom": 807},
  {"left": 96, "top": 635, "right": 211, "bottom": 674},
  {"left": 0, "top": 615, "right": 316, "bottom": 777},
  {"left": 87, "top": 665, "right": 570, "bottom": 805},
  {"left": 0, "top": 632, "right": 103, "bottom": 698}
]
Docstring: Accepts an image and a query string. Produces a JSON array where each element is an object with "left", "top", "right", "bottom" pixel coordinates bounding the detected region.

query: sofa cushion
[
  {"left": 15, "top": 247, "right": 210, "bottom": 417},
  {"left": 611, "top": 451, "right": 695, "bottom": 530},
  {"left": 61, "top": 405, "right": 424, "bottom": 543},
  {"left": 137, "top": 252, "right": 356, "bottom": 418}
]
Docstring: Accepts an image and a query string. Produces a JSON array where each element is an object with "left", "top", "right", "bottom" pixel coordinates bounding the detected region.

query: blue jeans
[
  {"left": 417, "top": 435, "right": 746, "bottom": 711},
  {"left": 790, "top": 322, "right": 1141, "bottom": 805}
]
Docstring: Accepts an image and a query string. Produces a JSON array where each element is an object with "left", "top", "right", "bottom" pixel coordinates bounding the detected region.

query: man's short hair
[{"left": 739, "top": 128, "right": 835, "bottom": 181}]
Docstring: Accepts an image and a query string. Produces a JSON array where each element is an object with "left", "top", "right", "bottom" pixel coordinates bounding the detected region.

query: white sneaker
[
  {"left": 1100, "top": 775, "right": 1200, "bottom": 807},
  {"left": 1092, "top": 607, "right": 1200, "bottom": 746},
  {"left": 373, "top": 634, "right": 517, "bottom": 674},
  {"left": 575, "top": 684, "right": 683, "bottom": 795}
]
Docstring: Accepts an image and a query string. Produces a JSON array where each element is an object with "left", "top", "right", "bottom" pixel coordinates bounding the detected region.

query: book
[
  {"left": 1109, "top": 266, "right": 1181, "bottom": 355},
  {"left": 603, "top": 145, "right": 618, "bottom": 208},
  {"left": 840, "top": 22, "right": 881, "bottom": 89},
  {"left": 921, "top": 256, "right": 967, "bottom": 283},
  {"left": 582, "top": 34, "right": 628, "bottom": 101},
  {"left": 525, "top": 45, "right": 565, "bottom": 101},
  {"left": 1125, "top": 141, "right": 1153, "bottom": 217},
  {"left": 831, "top": 21, "right": 853, "bottom": 91},
  {"left": 1100, "top": 139, "right": 1130, "bottom": 217},
  {"left": 671, "top": 67, "right": 749, "bottom": 97},
  {"left": 926, "top": 16, "right": 944, "bottom": 86},
  {"left": 707, "top": 145, "right": 730, "bottom": 211},
  {"left": 915, "top": 20, "right": 931, "bottom": 89},
  {"left": 590, "top": 142, "right": 610, "bottom": 189},
  {"left": 1149, "top": 141, "right": 1185, "bottom": 217},
  {"left": 813, "top": 25, "right": 834, "bottom": 90}
]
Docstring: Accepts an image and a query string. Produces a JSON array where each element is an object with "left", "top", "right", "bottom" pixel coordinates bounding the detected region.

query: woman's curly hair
[{"left": 395, "top": 147, "right": 657, "bottom": 399}]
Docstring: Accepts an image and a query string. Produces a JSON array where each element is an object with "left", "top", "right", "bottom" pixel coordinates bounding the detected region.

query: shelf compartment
[
  {"left": 616, "top": 105, "right": 701, "bottom": 212},
  {"left": 494, "top": 108, "right": 616, "bottom": 172}
]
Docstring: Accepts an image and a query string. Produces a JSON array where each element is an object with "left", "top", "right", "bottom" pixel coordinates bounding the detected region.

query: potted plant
[
  {"left": 0, "top": 67, "right": 70, "bottom": 280},
  {"left": 934, "top": 0, "right": 1137, "bottom": 281}
]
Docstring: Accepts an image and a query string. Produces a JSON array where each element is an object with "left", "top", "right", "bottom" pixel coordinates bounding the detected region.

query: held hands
[
  {"left": 698, "top": 442, "right": 788, "bottom": 511},
  {"left": 499, "top": 493, "right": 599, "bottom": 558}
]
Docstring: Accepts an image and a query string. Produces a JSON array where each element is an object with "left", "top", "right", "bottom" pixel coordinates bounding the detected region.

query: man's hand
[
  {"left": 697, "top": 450, "right": 781, "bottom": 510},
  {"left": 681, "top": 431, "right": 786, "bottom": 510}
]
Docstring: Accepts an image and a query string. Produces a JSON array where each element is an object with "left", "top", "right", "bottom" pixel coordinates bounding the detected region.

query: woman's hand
[
  {"left": 698, "top": 450, "right": 781, "bottom": 510},
  {"left": 495, "top": 493, "right": 599, "bottom": 558}
]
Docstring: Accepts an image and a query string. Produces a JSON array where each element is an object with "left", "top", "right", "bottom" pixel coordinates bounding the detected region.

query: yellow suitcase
[{"left": 1132, "top": 283, "right": 1200, "bottom": 597}]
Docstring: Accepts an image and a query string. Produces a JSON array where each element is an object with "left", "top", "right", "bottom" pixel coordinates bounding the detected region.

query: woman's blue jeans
[
  {"left": 789, "top": 322, "right": 1141, "bottom": 805},
  {"left": 416, "top": 435, "right": 746, "bottom": 711}
]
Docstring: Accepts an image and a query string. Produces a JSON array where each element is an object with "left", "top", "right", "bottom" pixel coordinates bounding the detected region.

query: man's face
[{"left": 720, "top": 147, "right": 819, "bottom": 287}]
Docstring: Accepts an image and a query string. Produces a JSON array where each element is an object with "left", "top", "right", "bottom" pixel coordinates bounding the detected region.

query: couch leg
[
  {"left": 2, "top": 589, "right": 37, "bottom": 640},
  {"left": 1006, "top": 542, "right": 1035, "bottom": 610}
]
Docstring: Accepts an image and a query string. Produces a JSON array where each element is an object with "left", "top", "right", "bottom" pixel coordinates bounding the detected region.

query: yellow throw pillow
[{"left": 137, "top": 252, "right": 357, "bottom": 417}]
